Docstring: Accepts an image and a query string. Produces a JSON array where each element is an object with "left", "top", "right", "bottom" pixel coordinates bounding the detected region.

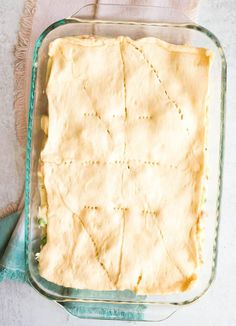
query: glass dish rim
[{"left": 25, "top": 17, "right": 227, "bottom": 306}]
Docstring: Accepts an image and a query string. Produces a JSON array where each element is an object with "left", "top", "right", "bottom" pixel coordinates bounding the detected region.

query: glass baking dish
[{"left": 25, "top": 4, "right": 226, "bottom": 321}]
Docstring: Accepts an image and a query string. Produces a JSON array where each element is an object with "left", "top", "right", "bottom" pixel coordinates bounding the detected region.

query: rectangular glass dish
[{"left": 25, "top": 4, "right": 226, "bottom": 321}]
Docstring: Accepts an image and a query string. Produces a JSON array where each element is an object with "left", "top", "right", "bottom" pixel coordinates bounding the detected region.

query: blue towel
[{"left": 0, "top": 212, "right": 26, "bottom": 282}]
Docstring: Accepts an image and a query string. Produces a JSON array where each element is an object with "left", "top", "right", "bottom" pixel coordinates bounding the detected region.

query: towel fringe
[
  {"left": 0, "top": 202, "right": 19, "bottom": 220},
  {"left": 0, "top": 173, "right": 25, "bottom": 220},
  {"left": 14, "top": 0, "right": 37, "bottom": 148}
]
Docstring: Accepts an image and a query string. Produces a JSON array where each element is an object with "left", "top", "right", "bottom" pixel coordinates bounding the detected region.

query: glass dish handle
[
  {"left": 58, "top": 300, "right": 179, "bottom": 322},
  {"left": 69, "top": 2, "right": 192, "bottom": 23}
]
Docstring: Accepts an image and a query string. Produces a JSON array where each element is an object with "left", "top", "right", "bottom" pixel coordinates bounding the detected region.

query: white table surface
[{"left": 0, "top": 0, "right": 236, "bottom": 325}]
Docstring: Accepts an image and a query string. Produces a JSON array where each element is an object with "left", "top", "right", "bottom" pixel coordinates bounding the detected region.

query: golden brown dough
[{"left": 38, "top": 36, "right": 211, "bottom": 294}]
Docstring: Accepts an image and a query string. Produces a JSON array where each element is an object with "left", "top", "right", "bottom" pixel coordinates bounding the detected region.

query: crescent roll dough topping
[{"left": 38, "top": 36, "right": 211, "bottom": 294}]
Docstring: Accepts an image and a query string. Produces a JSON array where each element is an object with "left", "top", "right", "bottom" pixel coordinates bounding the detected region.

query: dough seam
[
  {"left": 82, "top": 83, "right": 112, "bottom": 138},
  {"left": 57, "top": 187, "right": 115, "bottom": 287},
  {"left": 74, "top": 213, "right": 115, "bottom": 288},
  {"left": 126, "top": 39, "right": 184, "bottom": 122},
  {"left": 114, "top": 38, "right": 128, "bottom": 286},
  {"left": 114, "top": 209, "right": 126, "bottom": 286}
]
